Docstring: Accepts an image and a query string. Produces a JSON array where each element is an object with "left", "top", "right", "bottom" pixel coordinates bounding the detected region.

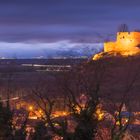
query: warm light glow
[
  {"left": 53, "top": 136, "right": 63, "bottom": 140},
  {"left": 75, "top": 105, "right": 82, "bottom": 114},
  {"left": 125, "top": 119, "right": 128, "bottom": 123},
  {"left": 116, "top": 118, "right": 129, "bottom": 126},
  {"left": 53, "top": 111, "right": 69, "bottom": 118},
  {"left": 93, "top": 31, "right": 140, "bottom": 60},
  {"left": 96, "top": 108, "right": 104, "bottom": 121},
  {"left": 39, "top": 109, "right": 42, "bottom": 113},
  {"left": 29, "top": 106, "right": 33, "bottom": 111},
  {"left": 62, "top": 112, "right": 67, "bottom": 116},
  {"left": 29, "top": 116, "right": 38, "bottom": 120},
  {"left": 116, "top": 121, "right": 120, "bottom": 125}
]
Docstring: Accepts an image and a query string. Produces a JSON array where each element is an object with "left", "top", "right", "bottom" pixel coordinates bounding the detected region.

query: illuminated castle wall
[{"left": 93, "top": 32, "right": 140, "bottom": 60}]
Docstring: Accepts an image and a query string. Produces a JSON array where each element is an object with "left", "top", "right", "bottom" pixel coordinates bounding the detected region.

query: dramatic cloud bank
[
  {"left": 0, "top": 0, "right": 139, "bottom": 58},
  {"left": 0, "top": 41, "right": 103, "bottom": 58}
]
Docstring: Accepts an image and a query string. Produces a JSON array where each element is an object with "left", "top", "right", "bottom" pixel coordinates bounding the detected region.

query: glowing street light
[{"left": 29, "top": 106, "right": 33, "bottom": 111}]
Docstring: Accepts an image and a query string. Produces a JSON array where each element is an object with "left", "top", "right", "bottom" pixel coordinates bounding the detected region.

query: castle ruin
[{"left": 93, "top": 32, "right": 140, "bottom": 60}]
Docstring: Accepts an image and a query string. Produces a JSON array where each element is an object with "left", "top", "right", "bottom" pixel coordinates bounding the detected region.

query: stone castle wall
[
  {"left": 104, "top": 32, "right": 140, "bottom": 55},
  {"left": 93, "top": 32, "right": 140, "bottom": 60}
]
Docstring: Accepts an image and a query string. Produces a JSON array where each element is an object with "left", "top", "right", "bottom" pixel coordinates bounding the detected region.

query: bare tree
[
  {"left": 57, "top": 60, "right": 107, "bottom": 140},
  {"left": 31, "top": 81, "right": 73, "bottom": 140},
  {"left": 30, "top": 59, "right": 107, "bottom": 140},
  {"left": 118, "top": 24, "right": 129, "bottom": 32},
  {"left": 98, "top": 57, "right": 140, "bottom": 140},
  {"left": 31, "top": 57, "right": 140, "bottom": 140}
]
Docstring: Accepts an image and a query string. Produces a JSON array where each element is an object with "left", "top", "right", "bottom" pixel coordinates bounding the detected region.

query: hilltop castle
[{"left": 93, "top": 32, "right": 140, "bottom": 60}]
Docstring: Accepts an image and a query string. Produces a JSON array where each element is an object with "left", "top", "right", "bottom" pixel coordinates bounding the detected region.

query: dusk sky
[
  {"left": 0, "top": 0, "right": 140, "bottom": 57},
  {"left": 1, "top": 0, "right": 140, "bottom": 43}
]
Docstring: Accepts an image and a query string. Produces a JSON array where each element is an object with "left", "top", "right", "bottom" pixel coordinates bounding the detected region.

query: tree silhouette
[{"left": 118, "top": 24, "right": 129, "bottom": 32}]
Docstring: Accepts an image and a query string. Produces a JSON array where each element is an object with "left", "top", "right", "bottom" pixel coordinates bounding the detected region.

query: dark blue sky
[{"left": 0, "top": 0, "right": 140, "bottom": 43}]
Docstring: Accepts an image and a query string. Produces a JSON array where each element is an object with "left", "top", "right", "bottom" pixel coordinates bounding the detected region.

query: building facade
[{"left": 93, "top": 32, "right": 140, "bottom": 60}]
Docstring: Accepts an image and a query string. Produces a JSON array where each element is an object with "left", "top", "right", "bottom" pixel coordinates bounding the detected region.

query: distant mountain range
[{"left": 0, "top": 41, "right": 103, "bottom": 59}]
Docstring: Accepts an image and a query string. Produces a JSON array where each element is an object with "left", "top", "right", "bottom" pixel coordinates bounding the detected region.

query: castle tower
[{"left": 93, "top": 31, "right": 140, "bottom": 60}]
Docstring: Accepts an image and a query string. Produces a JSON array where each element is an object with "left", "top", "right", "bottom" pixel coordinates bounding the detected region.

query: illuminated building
[{"left": 93, "top": 31, "right": 140, "bottom": 60}]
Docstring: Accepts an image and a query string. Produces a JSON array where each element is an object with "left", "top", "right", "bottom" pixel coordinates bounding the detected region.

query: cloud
[
  {"left": 0, "top": 0, "right": 139, "bottom": 42},
  {"left": 0, "top": 41, "right": 103, "bottom": 58}
]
